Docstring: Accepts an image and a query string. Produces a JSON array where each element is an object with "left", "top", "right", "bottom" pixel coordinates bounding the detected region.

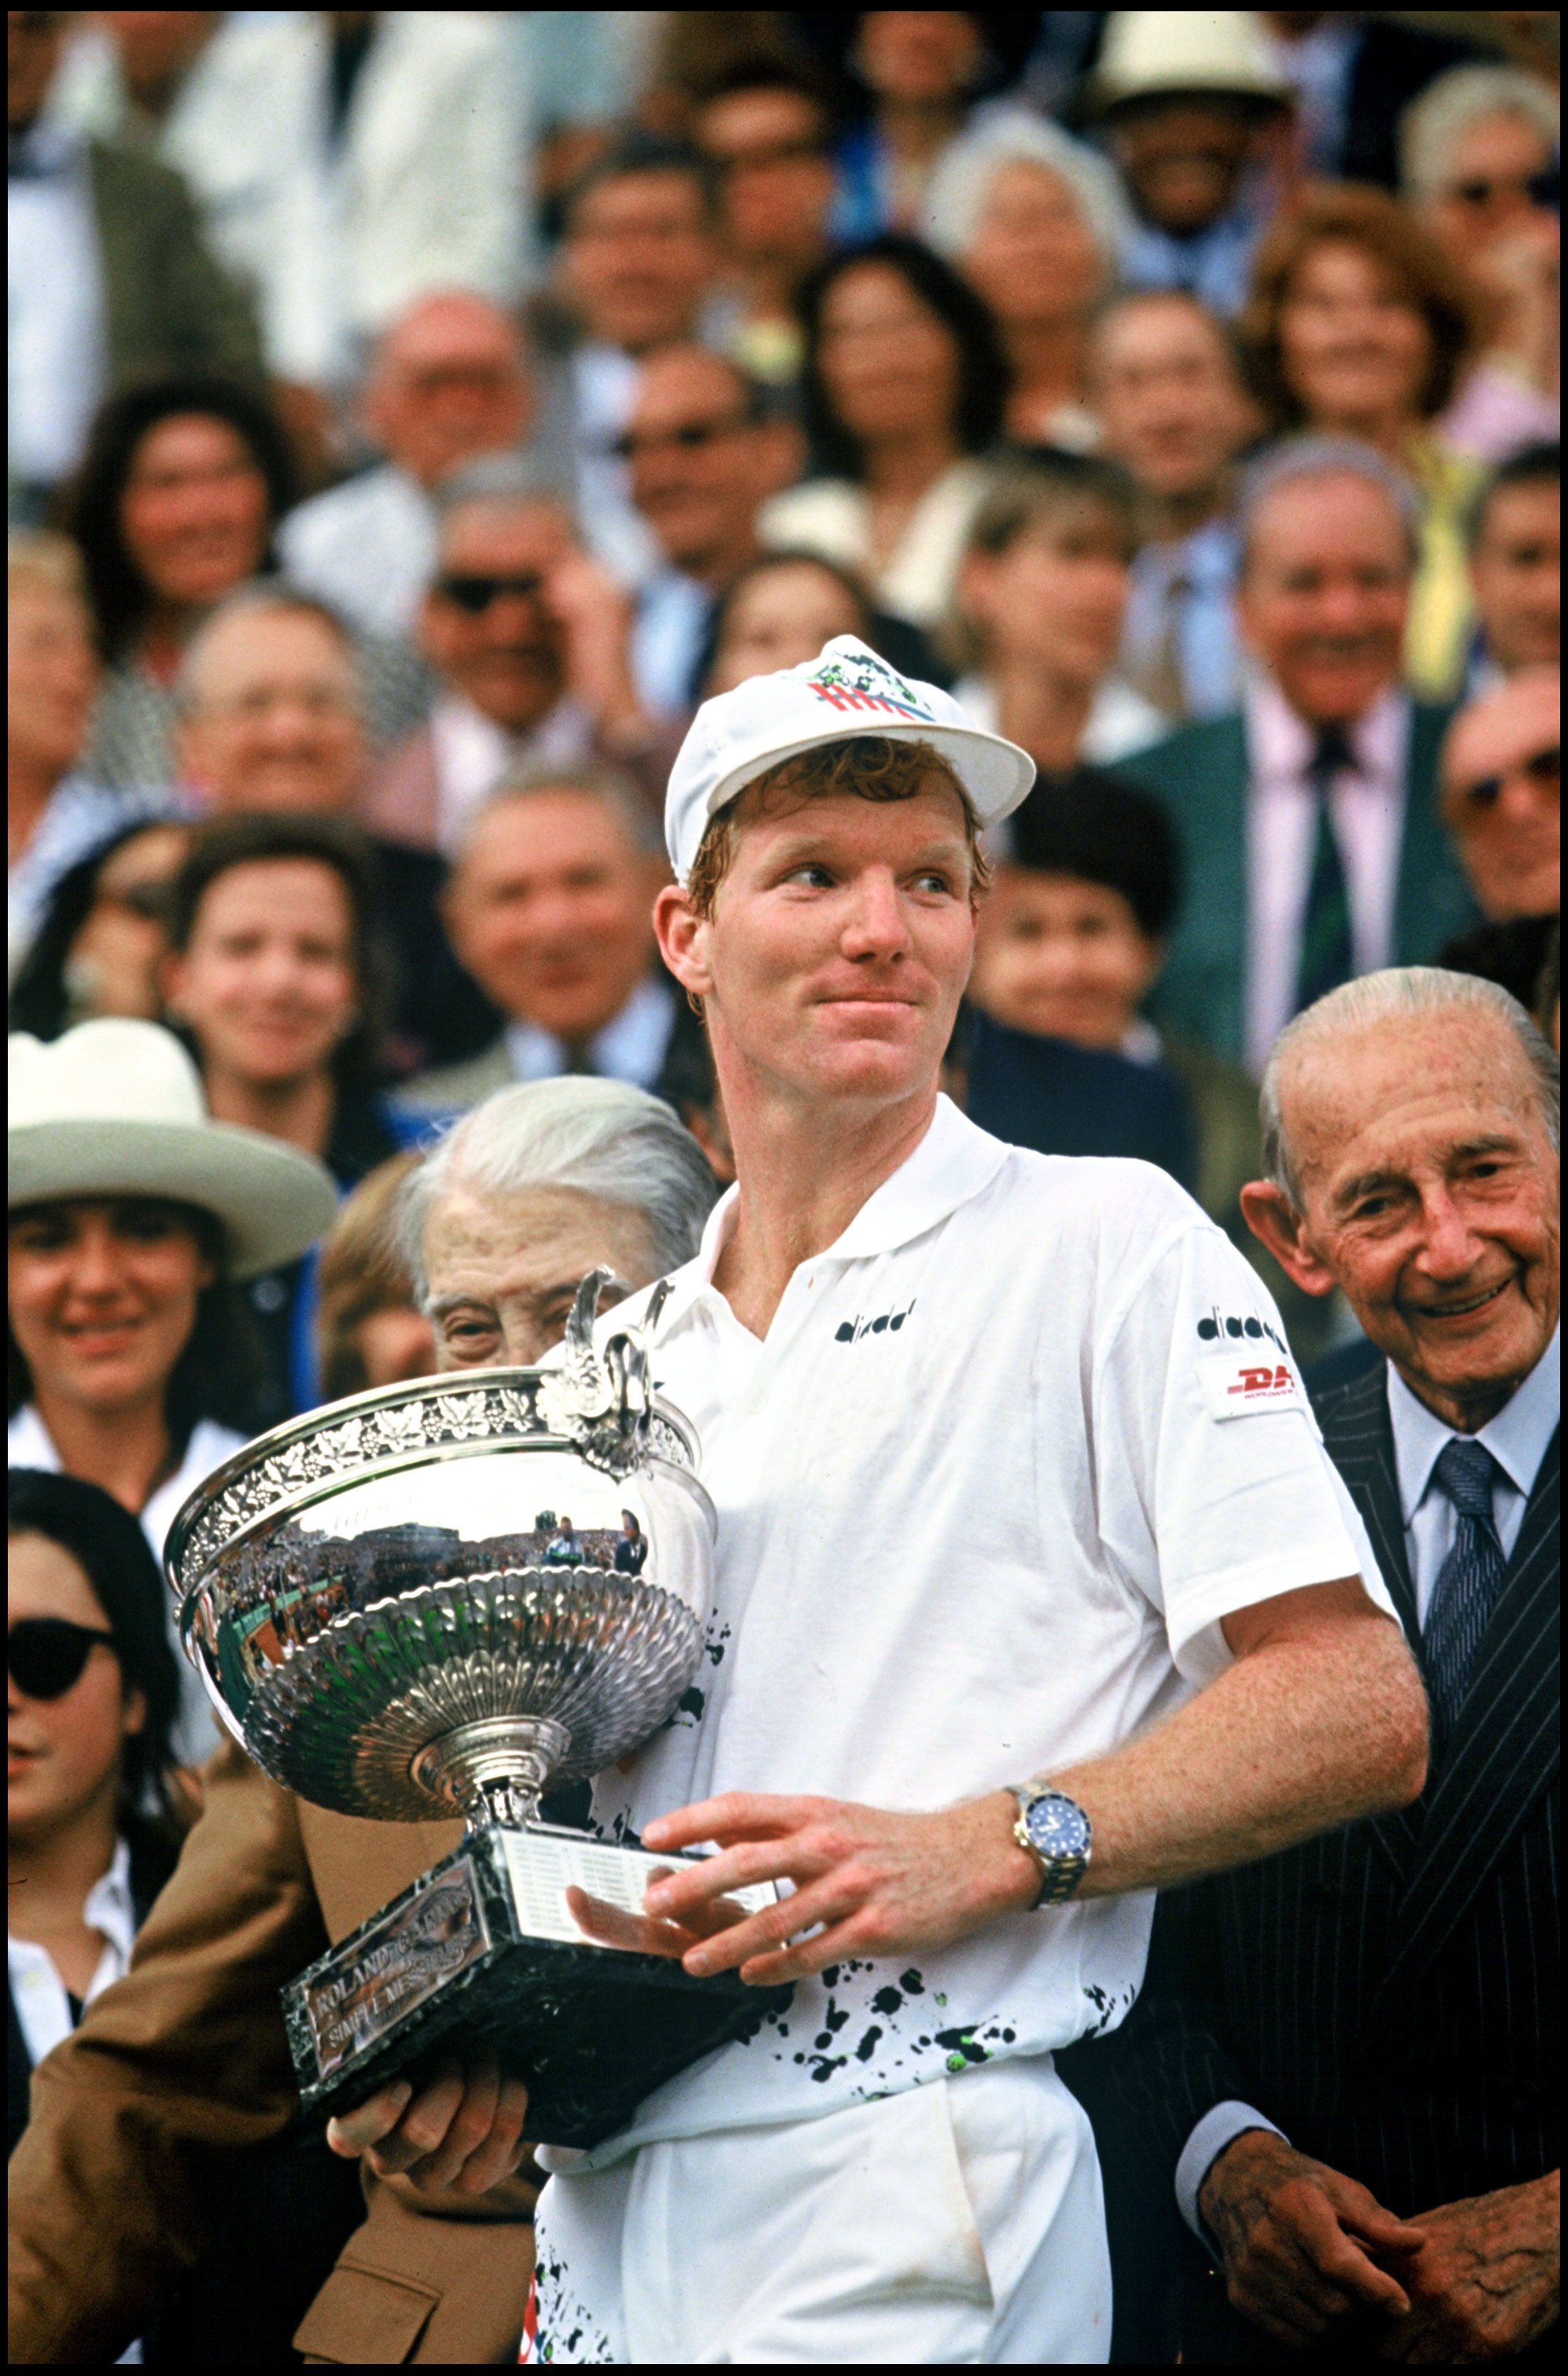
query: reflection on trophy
[{"left": 167, "top": 1273, "right": 789, "bottom": 2148}]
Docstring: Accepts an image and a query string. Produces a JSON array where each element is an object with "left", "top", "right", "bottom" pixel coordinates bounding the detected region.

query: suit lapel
[
  {"left": 1314, "top": 1365, "right": 1422, "bottom": 1875},
  {"left": 1393, "top": 700, "right": 1478, "bottom": 964},
  {"left": 1369, "top": 1440, "right": 1560, "bottom": 2023}
]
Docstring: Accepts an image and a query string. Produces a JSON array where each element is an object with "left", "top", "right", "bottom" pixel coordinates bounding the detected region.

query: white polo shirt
[{"left": 565, "top": 1097, "right": 1387, "bottom": 2169}]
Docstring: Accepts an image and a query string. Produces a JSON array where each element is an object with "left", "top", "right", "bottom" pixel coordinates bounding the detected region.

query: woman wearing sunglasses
[
  {"left": 7, "top": 1467, "right": 187, "bottom": 2158},
  {"left": 8, "top": 1017, "right": 337, "bottom": 1757}
]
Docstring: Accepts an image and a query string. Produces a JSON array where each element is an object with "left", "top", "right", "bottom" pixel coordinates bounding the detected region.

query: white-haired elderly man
[
  {"left": 1113, "top": 966, "right": 1560, "bottom": 2363},
  {"left": 6, "top": 1079, "right": 717, "bottom": 2370},
  {"left": 1126, "top": 437, "right": 1478, "bottom": 1076}
]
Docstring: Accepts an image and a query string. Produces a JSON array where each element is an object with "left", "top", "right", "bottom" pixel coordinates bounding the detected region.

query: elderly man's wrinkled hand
[
  {"left": 325, "top": 2051, "right": 529, "bottom": 2194},
  {"left": 1372, "top": 2174, "right": 1560, "bottom": 2362},
  {"left": 1200, "top": 2129, "right": 1426, "bottom": 2348}
]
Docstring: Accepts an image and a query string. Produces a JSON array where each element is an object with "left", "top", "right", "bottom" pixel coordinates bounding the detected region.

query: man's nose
[
  {"left": 841, "top": 871, "right": 912, "bottom": 958},
  {"left": 1411, "top": 1187, "right": 1485, "bottom": 1278}
]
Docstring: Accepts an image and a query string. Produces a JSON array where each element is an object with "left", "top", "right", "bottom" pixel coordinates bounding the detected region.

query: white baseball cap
[{"left": 663, "top": 637, "right": 1036, "bottom": 882}]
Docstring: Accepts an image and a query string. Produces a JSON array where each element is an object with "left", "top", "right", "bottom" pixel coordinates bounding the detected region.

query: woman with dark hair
[
  {"left": 69, "top": 376, "right": 296, "bottom": 794},
  {"left": 8, "top": 817, "right": 192, "bottom": 1043},
  {"left": 161, "top": 812, "right": 425, "bottom": 1414},
  {"left": 8, "top": 1017, "right": 337, "bottom": 1752},
  {"left": 8, "top": 1468, "right": 190, "bottom": 2156},
  {"left": 758, "top": 233, "right": 1009, "bottom": 630},
  {"left": 1239, "top": 183, "right": 1488, "bottom": 697},
  {"left": 704, "top": 546, "right": 947, "bottom": 695}
]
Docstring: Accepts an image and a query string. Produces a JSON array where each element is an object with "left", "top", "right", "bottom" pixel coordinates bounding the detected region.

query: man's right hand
[
  {"left": 1200, "top": 2129, "right": 1428, "bottom": 2347},
  {"left": 325, "top": 2051, "right": 529, "bottom": 2194}
]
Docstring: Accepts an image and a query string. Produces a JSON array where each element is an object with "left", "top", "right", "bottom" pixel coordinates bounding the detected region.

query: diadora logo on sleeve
[
  {"left": 806, "top": 650, "right": 934, "bottom": 722},
  {"left": 1196, "top": 1347, "right": 1302, "bottom": 1421},
  {"left": 1196, "top": 1306, "right": 1287, "bottom": 1355},
  {"left": 834, "top": 1300, "right": 915, "bottom": 1344}
]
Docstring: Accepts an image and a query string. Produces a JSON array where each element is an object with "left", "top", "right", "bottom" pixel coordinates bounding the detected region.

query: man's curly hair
[{"left": 685, "top": 735, "right": 989, "bottom": 919}]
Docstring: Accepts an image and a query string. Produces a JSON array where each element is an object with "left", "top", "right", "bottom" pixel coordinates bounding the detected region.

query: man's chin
[{"left": 1398, "top": 1288, "right": 1545, "bottom": 1384}]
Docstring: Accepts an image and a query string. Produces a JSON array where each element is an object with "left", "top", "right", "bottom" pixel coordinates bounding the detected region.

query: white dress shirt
[
  {"left": 8, "top": 1838, "right": 137, "bottom": 2071},
  {"left": 7, "top": 119, "right": 106, "bottom": 488},
  {"left": 278, "top": 463, "right": 437, "bottom": 641},
  {"left": 503, "top": 973, "right": 676, "bottom": 1092},
  {"left": 428, "top": 691, "right": 597, "bottom": 856},
  {"left": 1244, "top": 679, "right": 1410, "bottom": 1077},
  {"left": 7, "top": 1408, "right": 242, "bottom": 1764},
  {"left": 954, "top": 674, "right": 1169, "bottom": 771},
  {"left": 1174, "top": 1329, "right": 1561, "bottom": 2238}
]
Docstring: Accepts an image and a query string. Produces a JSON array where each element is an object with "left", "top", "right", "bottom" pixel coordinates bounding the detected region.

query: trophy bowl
[{"left": 166, "top": 1276, "right": 789, "bottom": 2147}]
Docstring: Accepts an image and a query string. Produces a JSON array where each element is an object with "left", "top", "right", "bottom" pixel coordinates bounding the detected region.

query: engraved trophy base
[{"left": 283, "top": 1821, "right": 791, "bottom": 2149}]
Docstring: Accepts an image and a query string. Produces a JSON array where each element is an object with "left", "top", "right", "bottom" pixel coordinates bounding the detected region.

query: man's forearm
[{"left": 1046, "top": 1580, "right": 1427, "bottom": 1899}]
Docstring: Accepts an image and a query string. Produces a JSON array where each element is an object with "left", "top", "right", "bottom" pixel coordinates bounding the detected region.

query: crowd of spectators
[{"left": 7, "top": 8, "right": 1562, "bottom": 2368}]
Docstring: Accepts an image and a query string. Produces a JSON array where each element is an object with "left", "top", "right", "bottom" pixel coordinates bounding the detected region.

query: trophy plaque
[{"left": 167, "top": 1274, "right": 789, "bottom": 2149}]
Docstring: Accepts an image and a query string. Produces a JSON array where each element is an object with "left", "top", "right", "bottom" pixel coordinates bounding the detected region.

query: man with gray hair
[
  {"left": 358, "top": 457, "right": 666, "bottom": 857},
  {"left": 1114, "top": 966, "right": 1560, "bottom": 2360},
  {"left": 7, "top": 1076, "right": 716, "bottom": 2368},
  {"left": 1127, "top": 438, "right": 1476, "bottom": 1073}
]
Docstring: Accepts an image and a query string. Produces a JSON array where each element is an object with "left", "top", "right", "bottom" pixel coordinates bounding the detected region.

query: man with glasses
[
  {"left": 360, "top": 457, "right": 664, "bottom": 859},
  {"left": 623, "top": 346, "right": 802, "bottom": 717},
  {"left": 280, "top": 291, "right": 552, "bottom": 644},
  {"left": 1440, "top": 668, "right": 1560, "bottom": 925},
  {"left": 693, "top": 57, "right": 838, "bottom": 384}
]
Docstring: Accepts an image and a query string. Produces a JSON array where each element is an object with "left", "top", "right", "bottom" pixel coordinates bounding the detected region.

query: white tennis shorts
[{"left": 523, "top": 2054, "right": 1111, "bottom": 2364}]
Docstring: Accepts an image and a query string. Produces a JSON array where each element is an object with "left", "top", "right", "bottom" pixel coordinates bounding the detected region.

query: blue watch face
[{"left": 1025, "top": 1793, "right": 1090, "bottom": 1862}]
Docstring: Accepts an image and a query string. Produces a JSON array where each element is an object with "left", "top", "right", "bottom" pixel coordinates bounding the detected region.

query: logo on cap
[{"left": 806, "top": 650, "right": 933, "bottom": 722}]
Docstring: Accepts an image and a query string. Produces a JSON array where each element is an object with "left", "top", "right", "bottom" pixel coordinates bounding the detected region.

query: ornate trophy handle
[{"left": 539, "top": 1269, "right": 661, "bottom": 1477}]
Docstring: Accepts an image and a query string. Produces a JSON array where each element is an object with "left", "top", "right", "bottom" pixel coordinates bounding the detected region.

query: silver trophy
[{"left": 166, "top": 1274, "right": 787, "bottom": 2148}]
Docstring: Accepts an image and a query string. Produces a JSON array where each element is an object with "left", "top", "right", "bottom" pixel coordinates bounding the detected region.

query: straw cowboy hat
[
  {"left": 8, "top": 1019, "right": 338, "bottom": 1278},
  {"left": 1091, "top": 11, "right": 1291, "bottom": 117}
]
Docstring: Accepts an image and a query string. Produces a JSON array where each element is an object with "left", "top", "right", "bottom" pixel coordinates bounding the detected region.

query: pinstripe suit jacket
[{"left": 1118, "top": 1358, "right": 1560, "bottom": 2221}]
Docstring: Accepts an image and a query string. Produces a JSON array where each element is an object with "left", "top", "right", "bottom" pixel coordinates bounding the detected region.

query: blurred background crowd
[{"left": 4, "top": 10, "right": 1562, "bottom": 2367}]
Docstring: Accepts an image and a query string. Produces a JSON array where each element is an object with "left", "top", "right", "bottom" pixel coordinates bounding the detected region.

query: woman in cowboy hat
[{"left": 8, "top": 1017, "right": 336, "bottom": 1757}]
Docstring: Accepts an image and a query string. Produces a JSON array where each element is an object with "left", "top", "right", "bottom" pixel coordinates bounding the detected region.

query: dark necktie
[
  {"left": 1423, "top": 1438, "right": 1508, "bottom": 1734},
  {"left": 1292, "top": 724, "right": 1355, "bottom": 1016}
]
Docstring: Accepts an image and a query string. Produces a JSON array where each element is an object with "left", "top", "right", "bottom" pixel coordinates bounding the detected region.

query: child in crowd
[{"left": 967, "top": 769, "right": 1345, "bottom": 1364}]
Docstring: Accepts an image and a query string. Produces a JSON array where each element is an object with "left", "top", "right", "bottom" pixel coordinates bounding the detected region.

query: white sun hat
[
  {"left": 1092, "top": 11, "right": 1290, "bottom": 115},
  {"left": 664, "top": 636, "right": 1035, "bottom": 882},
  {"left": 8, "top": 1018, "right": 339, "bottom": 1278}
]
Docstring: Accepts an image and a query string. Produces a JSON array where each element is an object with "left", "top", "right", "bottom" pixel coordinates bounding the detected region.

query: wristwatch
[{"left": 1009, "top": 1786, "right": 1092, "bottom": 1907}]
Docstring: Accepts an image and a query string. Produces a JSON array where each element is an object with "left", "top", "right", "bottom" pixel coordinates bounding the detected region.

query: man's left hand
[
  {"left": 639, "top": 1790, "right": 1039, "bottom": 1985},
  {"left": 1373, "top": 2172, "right": 1560, "bottom": 2362}
]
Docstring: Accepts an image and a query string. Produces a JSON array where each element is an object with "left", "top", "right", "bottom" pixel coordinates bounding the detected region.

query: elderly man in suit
[
  {"left": 1116, "top": 964, "right": 1559, "bottom": 2363},
  {"left": 6, "top": 1078, "right": 718, "bottom": 2367},
  {"left": 1126, "top": 440, "right": 1478, "bottom": 1076}
]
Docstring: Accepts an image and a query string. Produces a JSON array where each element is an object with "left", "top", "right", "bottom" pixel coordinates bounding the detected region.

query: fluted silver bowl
[{"left": 166, "top": 1367, "right": 715, "bottom": 1823}]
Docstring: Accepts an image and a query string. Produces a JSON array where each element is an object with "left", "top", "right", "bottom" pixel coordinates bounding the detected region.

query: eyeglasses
[
  {"left": 433, "top": 572, "right": 546, "bottom": 613},
  {"left": 8, "top": 1616, "right": 117, "bottom": 1702},
  {"left": 1446, "top": 167, "right": 1560, "bottom": 211},
  {"left": 609, "top": 415, "right": 751, "bottom": 464},
  {"left": 1458, "top": 746, "right": 1561, "bottom": 810}
]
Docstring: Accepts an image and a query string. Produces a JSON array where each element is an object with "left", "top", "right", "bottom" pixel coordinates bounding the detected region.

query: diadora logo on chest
[{"left": 834, "top": 1300, "right": 916, "bottom": 1344}]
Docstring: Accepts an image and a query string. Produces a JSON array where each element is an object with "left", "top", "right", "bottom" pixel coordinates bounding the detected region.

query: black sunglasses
[
  {"left": 434, "top": 572, "right": 546, "bottom": 613},
  {"left": 1462, "top": 745, "right": 1561, "bottom": 809},
  {"left": 609, "top": 415, "right": 751, "bottom": 463},
  {"left": 8, "top": 1616, "right": 117, "bottom": 1702}
]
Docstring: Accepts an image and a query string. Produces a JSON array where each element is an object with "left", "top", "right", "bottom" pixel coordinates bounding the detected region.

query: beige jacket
[{"left": 7, "top": 1743, "right": 535, "bottom": 2365}]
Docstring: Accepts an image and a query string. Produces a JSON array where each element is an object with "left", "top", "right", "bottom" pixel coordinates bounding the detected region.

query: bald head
[
  {"left": 177, "top": 597, "right": 365, "bottom": 814},
  {"left": 365, "top": 291, "right": 533, "bottom": 490},
  {"left": 1441, "top": 668, "right": 1560, "bottom": 920},
  {"left": 1244, "top": 970, "right": 1560, "bottom": 1428}
]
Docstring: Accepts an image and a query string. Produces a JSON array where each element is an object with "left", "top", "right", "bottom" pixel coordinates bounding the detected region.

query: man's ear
[
  {"left": 654, "top": 882, "right": 712, "bottom": 1001},
  {"left": 1238, "top": 1179, "right": 1338, "bottom": 1297}
]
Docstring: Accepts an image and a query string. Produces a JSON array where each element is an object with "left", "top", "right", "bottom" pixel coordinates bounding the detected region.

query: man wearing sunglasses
[
  {"left": 360, "top": 457, "right": 665, "bottom": 861},
  {"left": 1441, "top": 667, "right": 1561, "bottom": 924},
  {"left": 622, "top": 345, "right": 802, "bottom": 719}
]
